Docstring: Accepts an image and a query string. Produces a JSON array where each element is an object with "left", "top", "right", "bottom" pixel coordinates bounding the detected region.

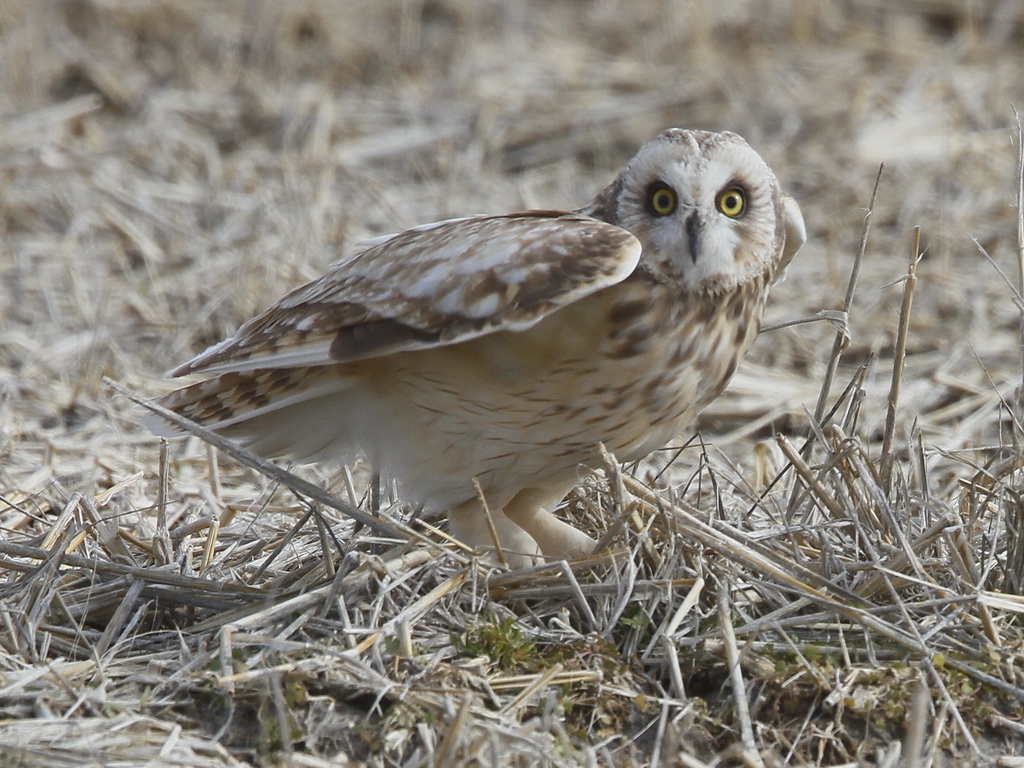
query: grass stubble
[{"left": 3, "top": 2, "right": 1024, "bottom": 766}]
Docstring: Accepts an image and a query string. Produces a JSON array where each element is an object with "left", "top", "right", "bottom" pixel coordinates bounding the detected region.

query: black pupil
[{"left": 725, "top": 193, "right": 740, "bottom": 210}]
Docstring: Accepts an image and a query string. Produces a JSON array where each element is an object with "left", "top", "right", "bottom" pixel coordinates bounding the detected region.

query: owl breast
[
  {"left": 362, "top": 273, "right": 768, "bottom": 509},
  {"left": 575, "top": 275, "right": 768, "bottom": 461}
]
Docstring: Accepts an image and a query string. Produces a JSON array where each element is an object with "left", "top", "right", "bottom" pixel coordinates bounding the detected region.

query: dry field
[{"left": 2, "top": 1, "right": 1024, "bottom": 765}]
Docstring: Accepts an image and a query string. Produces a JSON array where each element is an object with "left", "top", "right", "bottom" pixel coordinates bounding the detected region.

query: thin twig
[
  {"left": 881, "top": 227, "right": 921, "bottom": 486},
  {"left": 717, "top": 578, "right": 763, "bottom": 767},
  {"left": 0, "top": 539, "right": 266, "bottom": 595},
  {"left": 812, "top": 164, "right": 883, "bottom": 426},
  {"left": 1015, "top": 107, "right": 1024, "bottom": 413},
  {"left": 787, "top": 165, "right": 883, "bottom": 515}
]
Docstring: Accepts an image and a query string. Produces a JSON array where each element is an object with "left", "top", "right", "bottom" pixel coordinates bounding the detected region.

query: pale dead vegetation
[{"left": 2, "top": 1, "right": 1024, "bottom": 766}]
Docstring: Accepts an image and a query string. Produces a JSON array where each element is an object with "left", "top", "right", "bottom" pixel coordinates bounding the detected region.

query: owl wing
[{"left": 171, "top": 212, "right": 642, "bottom": 377}]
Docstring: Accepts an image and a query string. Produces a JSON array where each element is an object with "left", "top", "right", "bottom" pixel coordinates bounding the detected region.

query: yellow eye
[
  {"left": 647, "top": 184, "right": 677, "bottom": 217},
  {"left": 717, "top": 187, "right": 746, "bottom": 218}
]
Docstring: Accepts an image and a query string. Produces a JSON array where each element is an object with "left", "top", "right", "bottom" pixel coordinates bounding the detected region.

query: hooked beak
[{"left": 685, "top": 212, "right": 703, "bottom": 263}]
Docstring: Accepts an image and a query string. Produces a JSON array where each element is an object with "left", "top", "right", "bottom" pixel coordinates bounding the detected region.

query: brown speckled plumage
[{"left": 152, "top": 128, "right": 806, "bottom": 564}]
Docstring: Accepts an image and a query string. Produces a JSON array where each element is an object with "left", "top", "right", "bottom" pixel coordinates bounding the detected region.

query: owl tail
[{"left": 146, "top": 366, "right": 366, "bottom": 463}]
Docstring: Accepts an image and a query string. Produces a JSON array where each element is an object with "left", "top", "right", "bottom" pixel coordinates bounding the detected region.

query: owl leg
[
  {"left": 501, "top": 487, "right": 597, "bottom": 561},
  {"left": 448, "top": 498, "right": 541, "bottom": 567}
]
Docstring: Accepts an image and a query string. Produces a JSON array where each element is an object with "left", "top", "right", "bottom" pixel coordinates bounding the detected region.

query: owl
[{"left": 153, "top": 129, "right": 805, "bottom": 566}]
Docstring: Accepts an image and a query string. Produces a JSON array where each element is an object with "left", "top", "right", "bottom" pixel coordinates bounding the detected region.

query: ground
[{"left": 2, "top": 1, "right": 1024, "bottom": 766}]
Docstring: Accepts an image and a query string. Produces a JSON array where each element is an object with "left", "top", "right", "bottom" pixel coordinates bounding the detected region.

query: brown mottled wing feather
[{"left": 171, "top": 212, "right": 641, "bottom": 376}]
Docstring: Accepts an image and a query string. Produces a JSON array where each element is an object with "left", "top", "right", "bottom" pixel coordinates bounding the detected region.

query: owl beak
[{"left": 685, "top": 213, "right": 703, "bottom": 263}]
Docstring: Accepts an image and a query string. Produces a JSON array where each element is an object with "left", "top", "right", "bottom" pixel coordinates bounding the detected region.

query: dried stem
[{"left": 881, "top": 226, "right": 921, "bottom": 485}]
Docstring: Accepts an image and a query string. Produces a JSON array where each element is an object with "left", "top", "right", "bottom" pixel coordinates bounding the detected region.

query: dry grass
[{"left": 3, "top": 1, "right": 1024, "bottom": 765}]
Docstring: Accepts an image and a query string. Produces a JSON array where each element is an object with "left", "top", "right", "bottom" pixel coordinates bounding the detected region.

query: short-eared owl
[{"left": 153, "top": 129, "right": 806, "bottom": 565}]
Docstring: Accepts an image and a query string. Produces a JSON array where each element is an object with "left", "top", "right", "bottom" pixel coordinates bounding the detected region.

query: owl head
[{"left": 582, "top": 129, "right": 805, "bottom": 293}]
